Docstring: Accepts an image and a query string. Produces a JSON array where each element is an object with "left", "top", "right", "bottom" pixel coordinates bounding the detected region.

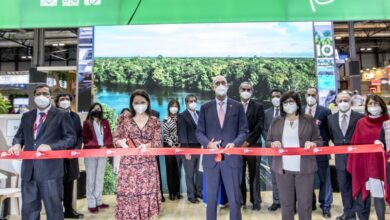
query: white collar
[
  {"left": 339, "top": 109, "right": 352, "bottom": 118},
  {"left": 216, "top": 97, "right": 228, "bottom": 104},
  {"left": 37, "top": 105, "right": 51, "bottom": 114}
]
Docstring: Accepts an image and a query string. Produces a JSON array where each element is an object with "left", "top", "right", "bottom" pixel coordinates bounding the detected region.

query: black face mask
[{"left": 91, "top": 110, "right": 103, "bottom": 119}]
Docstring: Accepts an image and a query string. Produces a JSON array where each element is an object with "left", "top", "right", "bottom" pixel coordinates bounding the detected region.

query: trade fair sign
[{"left": 0, "top": 0, "right": 389, "bottom": 28}]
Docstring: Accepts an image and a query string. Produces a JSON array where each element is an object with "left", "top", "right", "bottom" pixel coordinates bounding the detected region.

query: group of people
[{"left": 6, "top": 75, "right": 390, "bottom": 220}]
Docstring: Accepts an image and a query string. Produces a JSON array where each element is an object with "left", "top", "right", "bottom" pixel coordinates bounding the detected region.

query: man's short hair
[
  {"left": 185, "top": 94, "right": 197, "bottom": 103},
  {"left": 33, "top": 84, "right": 52, "bottom": 95},
  {"left": 239, "top": 82, "right": 253, "bottom": 91},
  {"left": 270, "top": 88, "right": 283, "bottom": 96},
  {"left": 55, "top": 92, "right": 73, "bottom": 104}
]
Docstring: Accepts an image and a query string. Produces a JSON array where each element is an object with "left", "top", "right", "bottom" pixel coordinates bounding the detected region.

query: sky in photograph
[{"left": 95, "top": 22, "right": 314, "bottom": 58}]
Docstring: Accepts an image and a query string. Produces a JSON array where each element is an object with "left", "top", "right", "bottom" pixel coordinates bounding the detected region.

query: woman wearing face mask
[
  {"left": 266, "top": 91, "right": 322, "bottom": 220},
  {"left": 113, "top": 89, "right": 162, "bottom": 220},
  {"left": 82, "top": 103, "right": 113, "bottom": 213},
  {"left": 162, "top": 99, "right": 182, "bottom": 201},
  {"left": 347, "top": 94, "right": 389, "bottom": 220}
]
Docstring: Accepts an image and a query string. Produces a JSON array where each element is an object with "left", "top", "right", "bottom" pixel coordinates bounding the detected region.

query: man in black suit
[
  {"left": 9, "top": 84, "right": 76, "bottom": 220},
  {"left": 239, "top": 82, "right": 264, "bottom": 210},
  {"left": 262, "top": 88, "right": 283, "bottom": 211},
  {"left": 328, "top": 91, "right": 363, "bottom": 220},
  {"left": 303, "top": 87, "right": 332, "bottom": 218},
  {"left": 55, "top": 93, "right": 84, "bottom": 219},
  {"left": 178, "top": 94, "right": 203, "bottom": 204}
]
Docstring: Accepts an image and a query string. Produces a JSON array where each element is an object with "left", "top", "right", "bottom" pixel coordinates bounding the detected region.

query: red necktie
[{"left": 34, "top": 112, "right": 46, "bottom": 138}]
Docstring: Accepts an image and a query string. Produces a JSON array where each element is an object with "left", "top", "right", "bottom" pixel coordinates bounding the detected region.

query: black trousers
[
  {"left": 182, "top": 155, "right": 203, "bottom": 199},
  {"left": 22, "top": 178, "right": 64, "bottom": 220},
  {"left": 63, "top": 179, "right": 74, "bottom": 212},
  {"left": 336, "top": 169, "right": 354, "bottom": 218},
  {"left": 240, "top": 155, "right": 261, "bottom": 205},
  {"left": 156, "top": 156, "right": 164, "bottom": 198},
  {"left": 165, "top": 155, "right": 181, "bottom": 196}
]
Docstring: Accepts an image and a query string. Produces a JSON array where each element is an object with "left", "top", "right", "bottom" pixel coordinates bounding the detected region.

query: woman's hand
[
  {"left": 304, "top": 141, "right": 317, "bottom": 150},
  {"left": 271, "top": 141, "right": 282, "bottom": 149},
  {"left": 138, "top": 143, "right": 151, "bottom": 149},
  {"left": 116, "top": 139, "right": 129, "bottom": 148},
  {"left": 374, "top": 140, "right": 388, "bottom": 153}
]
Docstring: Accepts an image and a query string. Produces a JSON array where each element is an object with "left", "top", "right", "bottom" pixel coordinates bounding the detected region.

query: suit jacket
[
  {"left": 178, "top": 109, "right": 201, "bottom": 147},
  {"left": 64, "top": 111, "right": 83, "bottom": 181},
  {"left": 245, "top": 100, "right": 264, "bottom": 146},
  {"left": 327, "top": 110, "right": 364, "bottom": 170},
  {"left": 12, "top": 107, "right": 76, "bottom": 181},
  {"left": 303, "top": 105, "right": 331, "bottom": 163},
  {"left": 262, "top": 107, "right": 277, "bottom": 144},
  {"left": 266, "top": 114, "right": 322, "bottom": 174},
  {"left": 82, "top": 119, "right": 113, "bottom": 149},
  {"left": 196, "top": 98, "right": 248, "bottom": 169}
]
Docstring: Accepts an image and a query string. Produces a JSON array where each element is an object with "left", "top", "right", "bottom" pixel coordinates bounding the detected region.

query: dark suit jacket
[
  {"left": 12, "top": 107, "right": 76, "bottom": 181},
  {"left": 266, "top": 114, "right": 322, "bottom": 174},
  {"left": 303, "top": 105, "right": 331, "bottom": 163},
  {"left": 196, "top": 98, "right": 248, "bottom": 169},
  {"left": 82, "top": 119, "right": 113, "bottom": 149},
  {"left": 178, "top": 109, "right": 201, "bottom": 147},
  {"left": 64, "top": 111, "right": 83, "bottom": 181},
  {"left": 245, "top": 100, "right": 264, "bottom": 146},
  {"left": 262, "top": 107, "right": 277, "bottom": 144},
  {"left": 327, "top": 110, "right": 364, "bottom": 170}
]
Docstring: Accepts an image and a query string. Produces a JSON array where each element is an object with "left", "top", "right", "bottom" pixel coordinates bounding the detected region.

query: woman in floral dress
[{"left": 114, "top": 89, "right": 162, "bottom": 220}]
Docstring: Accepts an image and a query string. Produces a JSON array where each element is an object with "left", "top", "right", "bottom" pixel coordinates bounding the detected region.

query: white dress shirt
[
  {"left": 216, "top": 97, "right": 228, "bottom": 113},
  {"left": 306, "top": 104, "right": 317, "bottom": 117},
  {"left": 282, "top": 118, "right": 301, "bottom": 172},
  {"left": 338, "top": 109, "right": 351, "bottom": 130},
  {"left": 34, "top": 105, "right": 51, "bottom": 139},
  {"left": 241, "top": 101, "right": 249, "bottom": 113}
]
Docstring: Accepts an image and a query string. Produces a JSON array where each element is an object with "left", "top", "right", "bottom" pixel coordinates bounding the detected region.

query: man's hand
[
  {"left": 304, "top": 141, "right": 317, "bottom": 150},
  {"left": 207, "top": 138, "right": 218, "bottom": 149},
  {"left": 185, "top": 154, "right": 191, "bottom": 160},
  {"left": 241, "top": 141, "right": 250, "bottom": 148},
  {"left": 116, "top": 139, "right": 129, "bottom": 149},
  {"left": 37, "top": 144, "right": 51, "bottom": 152},
  {"left": 8, "top": 144, "right": 21, "bottom": 155},
  {"left": 270, "top": 141, "right": 282, "bottom": 149},
  {"left": 226, "top": 143, "right": 235, "bottom": 148}
]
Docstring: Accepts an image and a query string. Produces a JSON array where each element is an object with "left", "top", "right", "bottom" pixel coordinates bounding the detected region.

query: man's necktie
[
  {"left": 34, "top": 112, "right": 46, "bottom": 138},
  {"left": 218, "top": 102, "right": 225, "bottom": 128},
  {"left": 193, "top": 112, "right": 198, "bottom": 125},
  {"left": 341, "top": 114, "right": 348, "bottom": 136}
]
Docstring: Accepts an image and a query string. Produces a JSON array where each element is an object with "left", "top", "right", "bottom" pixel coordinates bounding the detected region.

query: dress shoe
[
  {"left": 252, "top": 203, "right": 261, "bottom": 211},
  {"left": 322, "top": 209, "right": 331, "bottom": 218},
  {"left": 64, "top": 209, "right": 84, "bottom": 219},
  {"left": 312, "top": 205, "right": 317, "bottom": 211},
  {"left": 169, "top": 194, "right": 175, "bottom": 201},
  {"left": 88, "top": 207, "right": 98, "bottom": 213},
  {"left": 268, "top": 203, "right": 281, "bottom": 211},
  {"left": 188, "top": 198, "right": 200, "bottom": 204},
  {"left": 176, "top": 194, "right": 183, "bottom": 199},
  {"left": 97, "top": 203, "right": 109, "bottom": 209},
  {"left": 196, "top": 194, "right": 203, "bottom": 200},
  {"left": 161, "top": 196, "right": 166, "bottom": 202},
  {"left": 336, "top": 213, "right": 356, "bottom": 220}
]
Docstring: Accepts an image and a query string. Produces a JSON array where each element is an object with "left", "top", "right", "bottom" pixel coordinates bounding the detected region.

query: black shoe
[
  {"left": 169, "top": 194, "right": 175, "bottom": 201},
  {"left": 336, "top": 213, "right": 356, "bottom": 220},
  {"left": 196, "top": 194, "right": 203, "bottom": 200},
  {"left": 312, "top": 205, "right": 317, "bottom": 211},
  {"left": 268, "top": 203, "right": 281, "bottom": 211},
  {"left": 64, "top": 210, "right": 84, "bottom": 219},
  {"left": 252, "top": 203, "right": 261, "bottom": 211},
  {"left": 176, "top": 194, "right": 183, "bottom": 199},
  {"left": 161, "top": 196, "right": 166, "bottom": 202},
  {"left": 188, "top": 198, "right": 200, "bottom": 204},
  {"left": 322, "top": 209, "right": 331, "bottom": 218}
]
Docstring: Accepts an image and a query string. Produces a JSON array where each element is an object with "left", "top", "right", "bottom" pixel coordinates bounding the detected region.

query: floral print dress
[{"left": 113, "top": 114, "right": 162, "bottom": 220}]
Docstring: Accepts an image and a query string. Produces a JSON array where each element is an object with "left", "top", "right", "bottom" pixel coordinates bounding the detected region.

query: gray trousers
[
  {"left": 84, "top": 157, "right": 107, "bottom": 208},
  {"left": 269, "top": 157, "right": 280, "bottom": 205},
  {"left": 276, "top": 170, "right": 315, "bottom": 220},
  {"left": 182, "top": 155, "right": 203, "bottom": 199}
]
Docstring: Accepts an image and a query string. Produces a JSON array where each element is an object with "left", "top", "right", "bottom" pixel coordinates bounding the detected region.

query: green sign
[{"left": 0, "top": 0, "right": 389, "bottom": 28}]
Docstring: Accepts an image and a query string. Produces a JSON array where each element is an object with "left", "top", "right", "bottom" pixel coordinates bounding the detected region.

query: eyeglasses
[
  {"left": 35, "top": 92, "right": 50, "bottom": 96},
  {"left": 241, "top": 88, "right": 252, "bottom": 92},
  {"left": 283, "top": 100, "right": 296, "bottom": 105},
  {"left": 214, "top": 81, "right": 227, "bottom": 86}
]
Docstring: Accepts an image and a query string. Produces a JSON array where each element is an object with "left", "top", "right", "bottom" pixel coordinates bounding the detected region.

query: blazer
[
  {"left": 266, "top": 114, "right": 322, "bottom": 174},
  {"left": 12, "top": 107, "right": 76, "bottom": 181},
  {"left": 245, "top": 100, "right": 264, "bottom": 146},
  {"left": 178, "top": 109, "right": 201, "bottom": 147},
  {"left": 196, "top": 98, "right": 249, "bottom": 169},
  {"left": 82, "top": 119, "right": 113, "bottom": 149},
  {"left": 64, "top": 111, "right": 83, "bottom": 181},
  {"left": 327, "top": 110, "right": 364, "bottom": 170},
  {"left": 262, "top": 107, "right": 277, "bottom": 144},
  {"left": 302, "top": 105, "right": 331, "bottom": 163}
]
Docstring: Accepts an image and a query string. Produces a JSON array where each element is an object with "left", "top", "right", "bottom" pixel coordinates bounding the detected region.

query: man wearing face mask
[
  {"left": 327, "top": 91, "right": 363, "bottom": 220},
  {"left": 196, "top": 75, "right": 248, "bottom": 220},
  {"left": 262, "top": 88, "right": 283, "bottom": 211},
  {"left": 178, "top": 94, "right": 203, "bottom": 204},
  {"left": 55, "top": 93, "right": 84, "bottom": 219},
  {"left": 238, "top": 82, "right": 264, "bottom": 210},
  {"left": 8, "top": 84, "right": 76, "bottom": 220},
  {"left": 303, "top": 87, "right": 332, "bottom": 218}
]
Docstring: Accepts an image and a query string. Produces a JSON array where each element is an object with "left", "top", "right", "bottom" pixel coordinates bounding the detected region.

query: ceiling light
[
  {"left": 367, "top": 48, "right": 372, "bottom": 51},
  {"left": 360, "top": 48, "right": 366, "bottom": 51},
  {"left": 335, "top": 36, "right": 342, "bottom": 40},
  {"left": 27, "top": 56, "right": 32, "bottom": 59},
  {"left": 59, "top": 43, "right": 65, "bottom": 46},
  {"left": 52, "top": 43, "right": 59, "bottom": 46},
  {"left": 21, "top": 56, "right": 27, "bottom": 59}
]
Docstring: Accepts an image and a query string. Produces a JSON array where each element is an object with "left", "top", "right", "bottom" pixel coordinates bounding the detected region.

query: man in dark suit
[
  {"left": 196, "top": 75, "right": 248, "bottom": 220},
  {"left": 9, "top": 84, "right": 76, "bottom": 220},
  {"left": 238, "top": 82, "right": 264, "bottom": 210},
  {"left": 262, "top": 88, "right": 283, "bottom": 211},
  {"left": 178, "top": 94, "right": 203, "bottom": 204},
  {"left": 303, "top": 87, "right": 332, "bottom": 218},
  {"left": 55, "top": 93, "right": 84, "bottom": 219},
  {"left": 328, "top": 91, "right": 363, "bottom": 220}
]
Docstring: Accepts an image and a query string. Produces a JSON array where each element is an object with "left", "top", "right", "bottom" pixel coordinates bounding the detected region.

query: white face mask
[
  {"left": 306, "top": 96, "right": 317, "bottom": 106},
  {"left": 59, "top": 100, "right": 71, "bottom": 110},
  {"left": 215, "top": 85, "right": 228, "bottom": 96},
  {"left": 133, "top": 104, "right": 148, "bottom": 115},
  {"left": 272, "top": 97, "right": 280, "bottom": 107},
  {"left": 337, "top": 101, "right": 351, "bottom": 112},
  {"left": 283, "top": 103, "right": 298, "bottom": 114},
  {"left": 188, "top": 102, "right": 197, "bottom": 111},
  {"left": 240, "top": 91, "right": 252, "bottom": 100},
  {"left": 169, "top": 107, "right": 178, "bottom": 114},
  {"left": 34, "top": 95, "right": 50, "bottom": 109},
  {"left": 368, "top": 106, "right": 382, "bottom": 116}
]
